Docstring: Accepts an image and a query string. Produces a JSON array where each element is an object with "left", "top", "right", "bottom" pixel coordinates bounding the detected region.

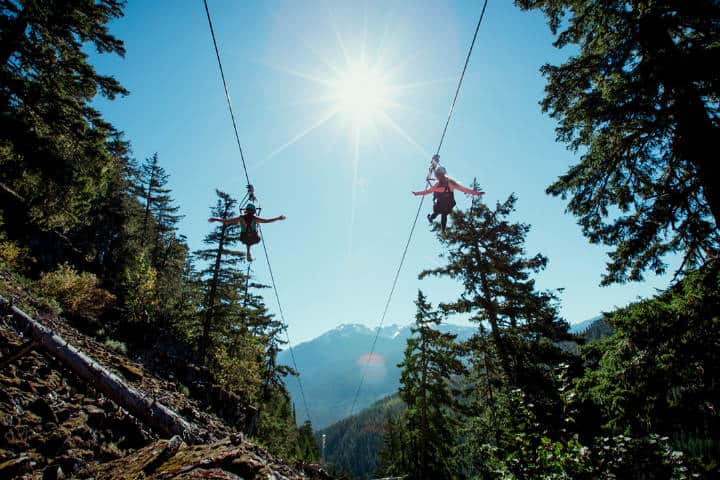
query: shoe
[
  {"left": 427, "top": 214, "right": 433, "bottom": 224},
  {"left": 247, "top": 253, "right": 253, "bottom": 262}
]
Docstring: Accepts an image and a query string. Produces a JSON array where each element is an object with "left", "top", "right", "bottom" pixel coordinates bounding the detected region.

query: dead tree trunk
[{"left": 0, "top": 295, "right": 202, "bottom": 443}]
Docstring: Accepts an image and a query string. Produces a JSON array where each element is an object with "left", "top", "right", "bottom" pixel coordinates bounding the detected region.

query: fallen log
[{"left": 0, "top": 295, "right": 202, "bottom": 443}]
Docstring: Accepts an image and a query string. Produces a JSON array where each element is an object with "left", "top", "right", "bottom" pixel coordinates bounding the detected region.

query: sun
[
  {"left": 333, "top": 61, "right": 389, "bottom": 127},
  {"left": 263, "top": 37, "right": 433, "bottom": 162}
]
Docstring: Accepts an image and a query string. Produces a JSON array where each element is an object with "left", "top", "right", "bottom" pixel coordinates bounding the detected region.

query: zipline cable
[
  {"left": 203, "top": 0, "right": 314, "bottom": 426},
  {"left": 202, "top": 0, "right": 250, "bottom": 188},
  {"left": 436, "top": 0, "right": 488, "bottom": 156},
  {"left": 348, "top": 0, "right": 489, "bottom": 418},
  {"left": 259, "top": 226, "right": 313, "bottom": 425}
]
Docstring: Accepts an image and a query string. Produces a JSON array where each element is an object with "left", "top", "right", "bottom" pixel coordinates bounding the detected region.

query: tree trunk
[
  {"left": 637, "top": 8, "right": 720, "bottom": 229},
  {"left": 201, "top": 222, "right": 227, "bottom": 360},
  {"left": 672, "top": 91, "right": 720, "bottom": 229},
  {"left": 0, "top": 295, "right": 202, "bottom": 443},
  {"left": 478, "top": 270, "right": 514, "bottom": 383},
  {"left": 141, "top": 169, "right": 155, "bottom": 248}
]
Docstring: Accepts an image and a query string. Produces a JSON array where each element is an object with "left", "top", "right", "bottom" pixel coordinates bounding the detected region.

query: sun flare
[{"left": 333, "top": 62, "right": 389, "bottom": 127}]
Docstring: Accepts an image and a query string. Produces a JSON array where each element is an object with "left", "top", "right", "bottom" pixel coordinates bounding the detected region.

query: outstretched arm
[
  {"left": 255, "top": 215, "right": 286, "bottom": 224},
  {"left": 450, "top": 180, "right": 484, "bottom": 195},
  {"left": 208, "top": 216, "right": 241, "bottom": 224},
  {"left": 412, "top": 184, "right": 442, "bottom": 196}
]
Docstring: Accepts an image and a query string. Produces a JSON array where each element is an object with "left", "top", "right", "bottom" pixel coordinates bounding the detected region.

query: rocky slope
[{"left": 0, "top": 277, "right": 331, "bottom": 479}]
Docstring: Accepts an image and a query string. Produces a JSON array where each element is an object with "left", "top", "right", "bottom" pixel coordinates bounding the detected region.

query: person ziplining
[
  {"left": 208, "top": 203, "right": 286, "bottom": 261},
  {"left": 412, "top": 154, "right": 484, "bottom": 233}
]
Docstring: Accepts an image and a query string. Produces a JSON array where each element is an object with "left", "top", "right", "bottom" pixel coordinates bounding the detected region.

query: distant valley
[
  {"left": 278, "top": 323, "right": 475, "bottom": 428},
  {"left": 280, "top": 318, "right": 601, "bottom": 429}
]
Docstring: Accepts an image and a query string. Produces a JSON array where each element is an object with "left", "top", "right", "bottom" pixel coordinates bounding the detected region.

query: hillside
[
  {"left": 315, "top": 315, "right": 616, "bottom": 480},
  {"left": 318, "top": 395, "right": 404, "bottom": 480},
  {"left": 279, "top": 323, "right": 474, "bottom": 428},
  {"left": 281, "top": 318, "right": 607, "bottom": 429},
  {"left": 0, "top": 274, "right": 331, "bottom": 479}
]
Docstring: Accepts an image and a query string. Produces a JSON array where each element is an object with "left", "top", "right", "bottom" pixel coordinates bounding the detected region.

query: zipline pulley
[
  {"left": 246, "top": 184, "right": 257, "bottom": 203},
  {"left": 239, "top": 184, "right": 261, "bottom": 214}
]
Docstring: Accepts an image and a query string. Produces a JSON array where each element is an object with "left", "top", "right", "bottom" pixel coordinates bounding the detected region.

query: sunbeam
[
  {"left": 259, "top": 61, "right": 336, "bottom": 88},
  {"left": 378, "top": 110, "right": 429, "bottom": 157},
  {"left": 260, "top": 108, "right": 339, "bottom": 165},
  {"left": 348, "top": 125, "right": 360, "bottom": 255}
]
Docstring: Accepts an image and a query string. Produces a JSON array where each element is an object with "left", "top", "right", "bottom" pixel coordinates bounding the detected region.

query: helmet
[
  {"left": 244, "top": 203, "right": 256, "bottom": 212},
  {"left": 435, "top": 166, "right": 447, "bottom": 176},
  {"left": 432, "top": 154, "right": 440, "bottom": 161}
]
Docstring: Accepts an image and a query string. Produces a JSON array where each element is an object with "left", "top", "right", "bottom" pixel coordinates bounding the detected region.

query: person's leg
[
  {"left": 440, "top": 213, "right": 448, "bottom": 232},
  {"left": 429, "top": 203, "right": 441, "bottom": 223},
  {"left": 246, "top": 243, "right": 252, "bottom": 261}
]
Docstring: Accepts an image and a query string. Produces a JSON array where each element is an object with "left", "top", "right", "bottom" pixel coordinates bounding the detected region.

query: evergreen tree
[
  {"left": 457, "top": 327, "right": 509, "bottom": 454},
  {"left": 134, "top": 154, "right": 187, "bottom": 331},
  {"left": 323, "top": 395, "right": 406, "bottom": 480},
  {"left": 152, "top": 235, "right": 191, "bottom": 329},
  {"left": 421, "top": 191, "right": 571, "bottom": 389},
  {"left": 135, "top": 153, "right": 183, "bottom": 256},
  {"left": 70, "top": 133, "right": 138, "bottom": 279},
  {"left": 296, "top": 420, "right": 321, "bottom": 463},
  {"left": 515, "top": 0, "right": 720, "bottom": 284},
  {"left": 1, "top": 0, "right": 128, "bottom": 237},
  {"left": 258, "top": 321, "right": 296, "bottom": 403},
  {"left": 169, "top": 256, "right": 205, "bottom": 345},
  {"left": 195, "top": 190, "right": 246, "bottom": 361},
  {"left": 393, "top": 291, "right": 466, "bottom": 480},
  {"left": 418, "top": 190, "right": 574, "bottom": 477},
  {"left": 254, "top": 386, "right": 295, "bottom": 455},
  {"left": 378, "top": 413, "right": 405, "bottom": 479},
  {"left": 576, "top": 259, "right": 720, "bottom": 471}
]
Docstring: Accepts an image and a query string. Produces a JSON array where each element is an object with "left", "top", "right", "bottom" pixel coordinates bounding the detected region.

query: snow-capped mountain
[{"left": 278, "top": 322, "right": 474, "bottom": 428}]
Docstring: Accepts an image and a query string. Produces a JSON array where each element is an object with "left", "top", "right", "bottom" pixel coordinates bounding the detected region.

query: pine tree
[
  {"left": 1, "top": 0, "right": 128, "bottom": 236},
  {"left": 378, "top": 413, "right": 405, "bottom": 478},
  {"left": 71, "top": 133, "right": 137, "bottom": 279},
  {"left": 420, "top": 190, "right": 573, "bottom": 455},
  {"left": 255, "top": 386, "right": 293, "bottom": 450},
  {"left": 296, "top": 420, "right": 320, "bottom": 463},
  {"left": 195, "top": 190, "right": 246, "bottom": 361},
  {"left": 394, "top": 290, "right": 466, "bottom": 480},
  {"left": 135, "top": 153, "right": 183, "bottom": 258},
  {"left": 515, "top": 0, "right": 720, "bottom": 284},
  {"left": 575, "top": 259, "right": 720, "bottom": 469},
  {"left": 152, "top": 235, "right": 191, "bottom": 329},
  {"left": 258, "top": 321, "right": 296, "bottom": 403},
  {"left": 421, "top": 190, "right": 569, "bottom": 380},
  {"left": 170, "top": 256, "right": 205, "bottom": 345}
]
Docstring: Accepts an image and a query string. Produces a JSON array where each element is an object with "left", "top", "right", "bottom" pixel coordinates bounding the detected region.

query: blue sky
[{"left": 91, "top": 0, "right": 675, "bottom": 345}]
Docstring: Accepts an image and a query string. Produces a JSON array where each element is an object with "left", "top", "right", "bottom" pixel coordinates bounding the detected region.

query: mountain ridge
[
  {"left": 281, "top": 317, "right": 602, "bottom": 429},
  {"left": 279, "top": 322, "right": 475, "bottom": 428}
]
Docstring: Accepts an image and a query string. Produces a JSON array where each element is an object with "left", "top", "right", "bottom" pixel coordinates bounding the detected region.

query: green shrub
[
  {"left": 38, "top": 263, "right": 116, "bottom": 320},
  {"left": 121, "top": 252, "right": 158, "bottom": 324},
  {"left": 103, "top": 339, "right": 128, "bottom": 355},
  {"left": 0, "top": 213, "right": 32, "bottom": 272}
]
